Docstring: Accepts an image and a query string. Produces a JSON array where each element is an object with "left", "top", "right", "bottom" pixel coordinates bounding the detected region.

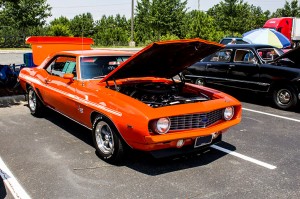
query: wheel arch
[
  {"left": 90, "top": 111, "right": 132, "bottom": 149},
  {"left": 268, "top": 80, "right": 299, "bottom": 94},
  {"left": 26, "top": 83, "right": 45, "bottom": 104}
]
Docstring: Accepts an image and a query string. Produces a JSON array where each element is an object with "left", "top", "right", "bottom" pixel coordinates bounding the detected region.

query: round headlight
[
  {"left": 223, "top": 106, "right": 234, "bottom": 121},
  {"left": 153, "top": 118, "right": 171, "bottom": 134}
]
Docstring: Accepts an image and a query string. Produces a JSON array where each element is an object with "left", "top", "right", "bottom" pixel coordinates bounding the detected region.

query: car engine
[{"left": 117, "top": 82, "right": 210, "bottom": 108}]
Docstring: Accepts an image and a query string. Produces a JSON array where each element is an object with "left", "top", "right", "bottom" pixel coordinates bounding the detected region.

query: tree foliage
[
  {"left": 184, "top": 10, "right": 224, "bottom": 41},
  {"left": 272, "top": 0, "right": 300, "bottom": 17},
  {"left": 135, "top": 0, "right": 187, "bottom": 44},
  {"left": 69, "top": 12, "right": 94, "bottom": 37},
  {"left": 0, "top": 0, "right": 51, "bottom": 33},
  {"left": 93, "top": 14, "right": 130, "bottom": 46},
  {"left": 0, "top": 0, "right": 298, "bottom": 47}
]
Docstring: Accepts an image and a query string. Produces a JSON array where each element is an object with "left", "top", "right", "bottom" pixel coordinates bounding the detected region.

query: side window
[
  {"left": 234, "top": 49, "right": 257, "bottom": 64},
  {"left": 46, "top": 56, "right": 77, "bottom": 78},
  {"left": 257, "top": 48, "right": 281, "bottom": 61},
  {"left": 209, "top": 49, "right": 232, "bottom": 62}
]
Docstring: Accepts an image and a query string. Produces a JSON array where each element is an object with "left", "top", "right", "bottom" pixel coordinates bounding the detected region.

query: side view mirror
[{"left": 63, "top": 73, "right": 74, "bottom": 81}]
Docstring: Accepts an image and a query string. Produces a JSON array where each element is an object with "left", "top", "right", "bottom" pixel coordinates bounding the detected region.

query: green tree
[
  {"left": 272, "top": 0, "right": 300, "bottom": 17},
  {"left": 69, "top": 12, "right": 94, "bottom": 37},
  {"left": 135, "top": 0, "right": 187, "bottom": 42},
  {"left": 184, "top": 10, "right": 224, "bottom": 42},
  {"left": 0, "top": 0, "right": 51, "bottom": 33},
  {"left": 94, "top": 14, "right": 130, "bottom": 46},
  {"left": 50, "top": 16, "right": 70, "bottom": 26},
  {"left": 207, "top": 0, "right": 269, "bottom": 36},
  {"left": 47, "top": 16, "right": 72, "bottom": 36},
  {"left": 48, "top": 24, "right": 72, "bottom": 36},
  {"left": 135, "top": 0, "right": 154, "bottom": 45}
]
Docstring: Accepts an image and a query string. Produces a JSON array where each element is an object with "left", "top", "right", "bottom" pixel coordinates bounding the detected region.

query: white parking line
[
  {"left": 0, "top": 157, "right": 31, "bottom": 199},
  {"left": 211, "top": 145, "right": 277, "bottom": 170},
  {"left": 242, "top": 108, "right": 300, "bottom": 123}
]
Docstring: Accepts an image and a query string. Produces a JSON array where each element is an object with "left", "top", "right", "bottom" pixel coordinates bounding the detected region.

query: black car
[
  {"left": 183, "top": 44, "right": 300, "bottom": 110},
  {"left": 219, "top": 37, "right": 248, "bottom": 45}
]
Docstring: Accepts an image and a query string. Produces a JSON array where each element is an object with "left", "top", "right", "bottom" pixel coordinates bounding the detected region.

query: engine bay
[{"left": 114, "top": 82, "right": 210, "bottom": 108}]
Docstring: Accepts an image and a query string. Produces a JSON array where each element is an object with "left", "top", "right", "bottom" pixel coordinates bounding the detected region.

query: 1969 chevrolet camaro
[{"left": 19, "top": 36, "right": 242, "bottom": 164}]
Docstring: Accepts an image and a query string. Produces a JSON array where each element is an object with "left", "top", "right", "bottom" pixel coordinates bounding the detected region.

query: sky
[{"left": 46, "top": 0, "right": 288, "bottom": 22}]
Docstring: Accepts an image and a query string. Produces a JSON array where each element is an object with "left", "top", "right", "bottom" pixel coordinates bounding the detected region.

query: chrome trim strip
[
  {"left": 20, "top": 74, "right": 122, "bottom": 117},
  {"left": 185, "top": 75, "right": 270, "bottom": 86},
  {"left": 48, "top": 106, "right": 93, "bottom": 130}
]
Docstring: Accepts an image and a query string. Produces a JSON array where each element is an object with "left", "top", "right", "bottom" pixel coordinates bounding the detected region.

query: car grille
[{"left": 169, "top": 109, "right": 223, "bottom": 130}]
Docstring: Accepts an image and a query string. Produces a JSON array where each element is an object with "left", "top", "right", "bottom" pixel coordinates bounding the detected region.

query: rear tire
[
  {"left": 92, "top": 116, "right": 125, "bottom": 164},
  {"left": 272, "top": 85, "right": 298, "bottom": 110},
  {"left": 27, "top": 87, "right": 44, "bottom": 117}
]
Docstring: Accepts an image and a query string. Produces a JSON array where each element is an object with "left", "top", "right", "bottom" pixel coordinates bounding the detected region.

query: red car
[{"left": 19, "top": 37, "right": 242, "bottom": 164}]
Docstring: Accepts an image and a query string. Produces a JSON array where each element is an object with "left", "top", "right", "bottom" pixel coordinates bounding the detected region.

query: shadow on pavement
[
  {"left": 0, "top": 177, "right": 7, "bottom": 199},
  {"left": 122, "top": 141, "right": 235, "bottom": 176},
  {"left": 41, "top": 107, "right": 236, "bottom": 175},
  {"left": 42, "top": 108, "right": 94, "bottom": 147}
]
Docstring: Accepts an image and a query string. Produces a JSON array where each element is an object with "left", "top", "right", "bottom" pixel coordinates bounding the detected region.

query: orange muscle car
[{"left": 19, "top": 36, "right": 242, "bottom": 164}]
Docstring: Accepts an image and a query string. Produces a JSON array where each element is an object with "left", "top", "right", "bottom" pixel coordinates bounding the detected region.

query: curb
[{"left": 0, "top": 94, "right": 26, "bottom": 107}]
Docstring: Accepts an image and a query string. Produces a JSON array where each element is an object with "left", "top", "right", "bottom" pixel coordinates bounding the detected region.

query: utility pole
[
  {"left": 129, "top": 0, "right": 135, "bottom": 47},
  {"left": 198, "top": 0, "right": 200, "bottom": 10}
]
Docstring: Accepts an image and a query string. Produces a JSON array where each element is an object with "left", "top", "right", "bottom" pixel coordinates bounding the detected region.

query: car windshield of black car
[{"left": 257, "top": 48, "right": 284, "bottom": 62}]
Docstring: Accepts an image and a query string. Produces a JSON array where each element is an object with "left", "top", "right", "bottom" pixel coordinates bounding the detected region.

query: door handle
[
  {"left": 45, "top": 79, "right": 51, "bottom": 84},
  {"left": 229, "top": 65, "right": 235, "bottom": 68},
  {"left": 207, "top": 64, "right": 212, "bottom": 66}
]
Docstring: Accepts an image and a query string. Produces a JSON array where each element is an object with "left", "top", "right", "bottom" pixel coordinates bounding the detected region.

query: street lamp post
[{"left": 129, "top": 0, "right": 135, "bottom": 47}]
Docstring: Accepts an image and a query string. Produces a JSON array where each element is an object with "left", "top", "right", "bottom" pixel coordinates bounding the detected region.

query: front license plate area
[{"left": 194, "top": 135, "right": 213, "bottom": 148}]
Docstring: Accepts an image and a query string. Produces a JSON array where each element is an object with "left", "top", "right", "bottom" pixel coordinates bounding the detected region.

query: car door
[
  {"left": 204, "top": 49, "right": 233, "bottom": 86},
  {"left": 42, "top": 55, "right": 79, "bottom": 117},
  {"left": 226, "top": 49, "right": 262, "bottom": 91}
]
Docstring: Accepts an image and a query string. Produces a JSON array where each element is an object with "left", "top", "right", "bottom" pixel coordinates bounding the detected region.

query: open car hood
[
  {"left": 100, "top": 39, "right": 224, "bottom": 82},
  {"left": 273, "top": 46, "right": 300, "bottom": 64}
]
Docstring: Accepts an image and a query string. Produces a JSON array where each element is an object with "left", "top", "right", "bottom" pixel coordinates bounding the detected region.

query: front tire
[
  {"left": 194, "top": 78, "right": 205, "bottom": 86},
  {"left": 92, "top": 116, "right": 125, "bottom": 164},
  {"left": 272, "top": 85, "right": 298, "bottom": 110},
  {"left": 28, "top": 87, "right": 44, "bottom": 116}
]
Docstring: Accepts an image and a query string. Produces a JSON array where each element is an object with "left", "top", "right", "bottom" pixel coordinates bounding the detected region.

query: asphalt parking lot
[{"left": 1, "top": 52, "right": 300, "bottom": 199}]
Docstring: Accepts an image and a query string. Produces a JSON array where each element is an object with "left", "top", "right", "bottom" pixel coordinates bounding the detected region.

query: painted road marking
[
  {"left": 211, "top": 145, "right": 277, "bottom": 170},
  {"left": 0, "top": 157, "right": 31, "bottom": 199},
  {"left": 242, "top": 108, "right": 300, "bottom": 123}
]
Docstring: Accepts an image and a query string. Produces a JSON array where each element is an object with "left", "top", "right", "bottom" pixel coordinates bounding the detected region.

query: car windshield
[
  {"left": 220, "top": 38, "right": 248, "bottom": 45},
  {"left": 256, "top": 48, "right": 284, "bottom": 61},
  {"left": 80, "top": 56, "right": 130, "bottom": 79}
]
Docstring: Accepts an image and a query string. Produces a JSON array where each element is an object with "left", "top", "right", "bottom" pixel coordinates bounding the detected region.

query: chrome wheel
[
  {"left": 195, "top": 78, "right": 205, "bottom": 86},
  {"left": 272, "top": 86, "right": 297, "bottom": 110},
  {"left": 276, "top": 89, "right": 291, "bottom": 105},
  {"left": 28, "top": 89, "right": 36, "bottom": 111},
  {"left": 95, "top": 121, "right": 114, "bottom": 155}
]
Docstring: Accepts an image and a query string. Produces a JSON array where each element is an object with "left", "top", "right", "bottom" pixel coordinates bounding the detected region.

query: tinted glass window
[
  {"left": 234, "top": 50, "right": 257, "bottom": 63},
  {"left": 209, "top": 49, "right": 233, "bottom": 62},
  {"left": 46, "top": 56, "right": 76, "bottom": 78},
  {"left": 257, "top": 48, "right": 283, "bottom": 61}
]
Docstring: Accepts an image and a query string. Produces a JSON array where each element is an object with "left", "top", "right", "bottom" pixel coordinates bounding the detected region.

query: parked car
[
  {"left": 183, "top": 44, "right": 300, "bottom": 110},
  {"left": 219, "top": 37, "right": 248, "bottom": 45},
  {"left": 19, "top": 37, "right": 242, "bottom": 164}
]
